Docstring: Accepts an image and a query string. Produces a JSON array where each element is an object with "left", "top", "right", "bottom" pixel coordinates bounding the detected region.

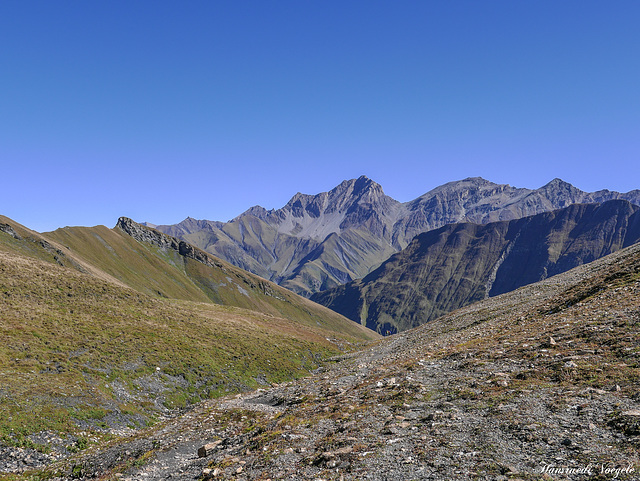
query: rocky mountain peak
[
  {"left": 408, "top": 178, "right": 501, "bottom": 207},
  {"left": 240, "top": 205, "right": 271, "bottom": 220},
  {"left": 268, "top": 177, "right": 393, "bottom": 223},
  {"left": 544, "top": 177, "right": 570, "bottom": 186},
  {"left": 531, "top": 178, "right": 587, "bottom": 208},
  {"left": 460, "top": 176, "right": 493, "bottom": 185},
  {"left": 325, "top": 176, "right": 390, "bottom": 214},
  {"left": 351, "top": 175, "right": 380, "bottom": 195},
  {"left": 539, "top": 177, "right": 581, "bottom": 192}
]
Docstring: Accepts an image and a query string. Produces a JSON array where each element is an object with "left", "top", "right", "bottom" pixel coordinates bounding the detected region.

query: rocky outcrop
[
  {"left": 117, "top": 216, "right": 180, "bottom": 250},
  {"left": 0, "top": 223, "right": 21, "bottom": 240},
  {"left": 114, "top": 217, "right": 362, "bottom": 312},
  {"left": 311, "top": 200, "right": 640, "bottom": 333},
  {"left": 116, "top": 217, "right": 225, "bottom": 270}
]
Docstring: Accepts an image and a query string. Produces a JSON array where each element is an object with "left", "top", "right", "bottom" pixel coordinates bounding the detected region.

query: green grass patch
[{"left": 0, "top": 244, "right": 374, "bottom": 443}]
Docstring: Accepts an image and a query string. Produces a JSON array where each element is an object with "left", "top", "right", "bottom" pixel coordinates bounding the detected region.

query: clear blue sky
[{"left": 2, "top": 1, "right": 639, "bottom": 232}]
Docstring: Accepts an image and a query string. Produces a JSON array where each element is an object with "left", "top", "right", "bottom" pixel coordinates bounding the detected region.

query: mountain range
[
  {"left": 311, "top": 199, "right": 640, "bottom": 334},
  {"left": 155, "top": 176, "right": 640, "bottom": 297}
]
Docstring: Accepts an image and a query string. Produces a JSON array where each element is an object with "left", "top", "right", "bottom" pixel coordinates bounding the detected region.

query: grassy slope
[
  {"left": 45, "top": 224, "right": 213, "bottom": 302},
  {"left": 0, "top": 245, "right": 370, "bottom": 447},
  {"left": 0, "top": 215, "right": 60, "bottom": 264},
  {"left": 43, "top": 223, "right": 375, "bottom": 340},
  {"left": 0, "top": 216, "right": 129, "bottom": 288},
  {"left": 0, "top": 217, "right": 378, "bottom": 455}
]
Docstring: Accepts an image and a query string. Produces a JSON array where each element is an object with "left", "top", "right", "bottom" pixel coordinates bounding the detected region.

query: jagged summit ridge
[
  {"left": 245, "top": 175, "right": 400, "bottom": 240},
  {"left": 155, "top": 177, "right": 640, "bottom": 297}
]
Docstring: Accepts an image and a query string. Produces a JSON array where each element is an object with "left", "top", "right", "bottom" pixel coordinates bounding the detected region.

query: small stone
[{"left": 198, "top": 440, "right": 222, "bottom": 458}]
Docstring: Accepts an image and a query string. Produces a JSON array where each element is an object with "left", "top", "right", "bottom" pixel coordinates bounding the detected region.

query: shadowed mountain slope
[
  {"left": 156, "top": 177, "right": 640, "bottom": 297},
  {"left": 311, "top": 200, "right": 640, "bottom": 334}
]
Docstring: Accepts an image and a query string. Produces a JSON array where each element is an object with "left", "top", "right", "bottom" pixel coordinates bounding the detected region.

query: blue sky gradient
[{"left": 2, "top": 1, "right": 639, "bottom": 231}]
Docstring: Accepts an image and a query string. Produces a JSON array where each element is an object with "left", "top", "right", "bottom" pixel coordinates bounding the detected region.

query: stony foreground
[{"left": 6, "top": 243, "right": 640, "bottom": 480}]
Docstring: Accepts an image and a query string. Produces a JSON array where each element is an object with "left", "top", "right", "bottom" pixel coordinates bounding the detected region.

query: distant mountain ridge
[
  {"left": 311, "top": 199, "right": 640, "bottom": 334},
  {"left": 155, "top": 176, "right": 640, "bottom": 296}
]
